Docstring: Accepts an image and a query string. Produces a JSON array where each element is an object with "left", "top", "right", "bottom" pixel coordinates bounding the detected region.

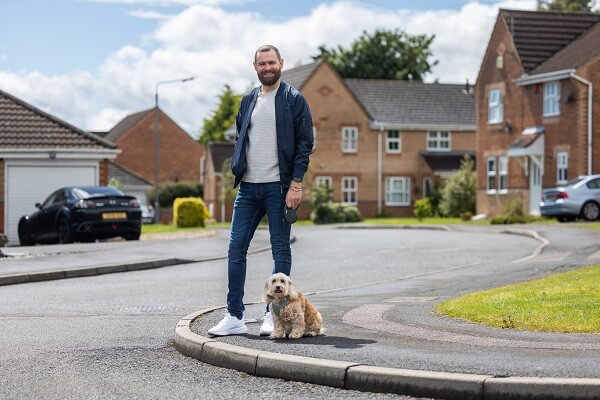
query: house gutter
[
  {"left": 372, "top": 121, "right": 384, "bottom": 215},
  {"left": 368, "top": 122, "right": 475, "bottom": 132},
  {"left": 514, "top": 69, "right": 593, "bottom": 175},
  {"left": 569, "top": 73, "right": 593, "bottom": 175}
]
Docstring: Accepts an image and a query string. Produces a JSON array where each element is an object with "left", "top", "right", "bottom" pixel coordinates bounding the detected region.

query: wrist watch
[{"left": 292, "top": 177, "right": 302, "bottom": 183}]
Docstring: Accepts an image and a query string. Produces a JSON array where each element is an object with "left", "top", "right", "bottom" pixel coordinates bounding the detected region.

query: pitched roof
[
  {"left": 0, "top": 89, "right": 116, "bottom": 149},
  {"left": 282, "top": 60, "right": 320, "bottom": 90},
  {"left": 500, "top": 9, "right": 600, "bottom": 73},
  {"left": 208, "top": 142, "right": 234, "bottom": 173},
  {"left": 532, "top": 19, "right": 600, "bottom": 74},
  {"left": 344, "top": 79, "right": 475, "bottom": 129},
  {"left": 108, "top": 161, "right": 152, "bottom": 186},
  {"left": 104, "top": 108, "right": 152, "bottom": 142}
]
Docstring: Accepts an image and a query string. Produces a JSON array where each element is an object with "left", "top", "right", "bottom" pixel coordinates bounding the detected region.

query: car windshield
[
  {"left": 71, "top": 186, "right": 123, "bottom": 199},
  {"left": 564, "top": 177, "right": 585, "bottom": 187}
]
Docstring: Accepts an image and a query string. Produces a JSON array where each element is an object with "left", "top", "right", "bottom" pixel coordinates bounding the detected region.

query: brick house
[
  {"left": 201, "top": 142, "right": 234, "bottom": 222},
  {"left": 285, "top": 60, "right": 476, "bottom": 218},
  {"left": 476, "top": 9, "right": 600, "bottom": 216},
  {"left": 100, "top": 108, "right": 205, "bottom": 211},
  {"left": 0, "top": 89, "right": 118, "bottom": 245}
]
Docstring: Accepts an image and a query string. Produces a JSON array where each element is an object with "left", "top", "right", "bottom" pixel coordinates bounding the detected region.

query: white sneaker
[
  {"left": 207, "top": 313, "right": 247, "bottom": 336},
  {"left": 259, "top": 311, "right": 274, "bottom": 336}
]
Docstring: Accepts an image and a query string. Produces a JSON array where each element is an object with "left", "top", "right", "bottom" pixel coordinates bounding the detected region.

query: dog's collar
[{"left": 271, "top": 299, "right": 291, "bottom": 318}]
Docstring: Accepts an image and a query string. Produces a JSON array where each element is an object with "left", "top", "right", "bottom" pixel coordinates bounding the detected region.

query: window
[
  {"left": 386, "top": 177, "right": 410, "bottom": 206},
  {"left": 427, "top": 131, "right": 451, "bottom": 151},
  {"left": 423, "top": 177, "right": 433, "bottom": 198},
  {"left": 544, "top": 81, "right": 560, "bottom": 117},
  {"left": 488, "top": 89, "right": 503, "bottom": 124},
  {"left": 499, "top": 156, "right": 508, "bottom": 193},
  {"left": 315, "top": 176, "right": 332, "bottom": 188},
  {"left": 386, "top": 130, "right": 401, "bottom": 153},
  {"left": 341, "top": 177, "right": 358, "bottom": 205},
  {"left": 557, "top": 151, "right": 568, "bottom": 184},
  {"left": 342, "top": 126, "right": 358, "bottom": 153},
  {"left": 487, "top": 157, "right": 497, "bottom": 193}
]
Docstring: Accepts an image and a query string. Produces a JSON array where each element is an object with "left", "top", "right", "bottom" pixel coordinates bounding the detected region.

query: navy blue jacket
[{"left": 231, "top": 81, "right": 314, "bottom": 188}]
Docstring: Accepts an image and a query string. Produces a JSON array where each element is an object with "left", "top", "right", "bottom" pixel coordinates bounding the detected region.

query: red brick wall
[
  {"left": 99, "top": 159, "right": 109, "bottom": 185},
  {"left": 0, "top": 160, "right": 4, "bottom": 233},
  {"left": 114, "top": 110, "right": 205, "bottom": 185}
]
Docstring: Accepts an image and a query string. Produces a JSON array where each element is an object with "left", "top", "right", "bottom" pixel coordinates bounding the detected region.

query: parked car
[
  {"left": 141, "top": 204, "right": 155, "bottom": 224},
  {"left": 18, "top": 186, "right": 142, "bottom": 245},
  {"left": 540, "top": 175, "right": 600, "bottom": 222}
]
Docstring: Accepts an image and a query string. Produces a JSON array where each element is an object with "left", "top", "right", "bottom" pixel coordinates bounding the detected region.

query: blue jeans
[{"left": 227, "top": 181, "right": 292, "bottom": 319}]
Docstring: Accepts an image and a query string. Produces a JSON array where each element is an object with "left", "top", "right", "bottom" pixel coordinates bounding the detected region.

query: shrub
[
  {"left": 311, "top": 203, "right": 363, "bottom": 224},
  {"left": 490, "top": 198, "right": 528, "bottom": 224},
  {"left": 439, "top": 155, "right": 476, "bottom": 217},
  {"left": 148, "top": 181, "right": 204, "bottom": 208},
  {"left": 173, "top": 197, "right": 209, "bottom": 228},
  {"left": 414, "top": 198, "right": 432, "bottom": 221},
  {"left": 343, "top": 206, "right": 363, "bottom": 222}
]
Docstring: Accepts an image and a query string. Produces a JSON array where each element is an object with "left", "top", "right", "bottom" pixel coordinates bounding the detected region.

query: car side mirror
[{"left": 35, "top": 203, "right": 42, "bottom": 210}]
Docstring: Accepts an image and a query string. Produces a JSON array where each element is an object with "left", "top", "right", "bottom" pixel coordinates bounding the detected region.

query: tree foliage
[
  {"left": 439, "top": 155, "right": 476, "bottom": 217},
  {"left": 199, "top": 85, "right": 241, "bottom": 145},
  {"left": 538, "top": 0, "right": 593, "bottom": 12},
  {"left": 314, "top": 29, "right": 437, "bottom": 81}
]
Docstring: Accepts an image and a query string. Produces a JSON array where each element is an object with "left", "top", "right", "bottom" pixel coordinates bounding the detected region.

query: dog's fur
[{"left": 262, "top": 273, "right": 323, "bottom": 339}]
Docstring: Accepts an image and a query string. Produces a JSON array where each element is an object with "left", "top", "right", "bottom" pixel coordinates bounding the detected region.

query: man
[{"left": 208, "top": 45, "right": 314, "bottom": 336}]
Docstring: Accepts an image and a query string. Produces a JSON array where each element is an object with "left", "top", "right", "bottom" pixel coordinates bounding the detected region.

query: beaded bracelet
[{"left": 289, "top": 186, "right": 302, "bottom": 192}]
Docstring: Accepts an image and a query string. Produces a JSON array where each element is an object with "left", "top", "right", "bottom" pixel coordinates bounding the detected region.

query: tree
[
  {"left": 198, "top": 85, "right": 241, "bottom": 145},
  {"left": 314, "top": 29, "right": 437, "bottom": 80},
  {"left": 439, "top": 155, "right": 476, "bottom": 218},
  {"left": 538, "top": 0, "right": 593, "bottom": 12}
]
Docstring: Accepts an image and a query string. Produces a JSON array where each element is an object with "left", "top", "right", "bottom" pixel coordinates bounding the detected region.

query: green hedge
[
  {"left": 147, "top": 181, "right": 203, "bottom": 208},
  {"left": 173, "top": 197, "right": 210, "bottom": 228}
]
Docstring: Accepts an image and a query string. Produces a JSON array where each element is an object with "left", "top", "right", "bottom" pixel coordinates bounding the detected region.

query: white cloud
[
  {"left": 127, "top": 9, "right": 175, "bottom": 19},
  {"left": 0, "top": 0, "right": 537, "bottom": 136},
  {"left": 88, "top": 0, "right": 249, "bottom": 6}
]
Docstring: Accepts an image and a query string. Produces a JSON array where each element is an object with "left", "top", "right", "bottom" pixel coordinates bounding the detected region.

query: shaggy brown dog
[{"left": 262, "top": 273, "right": 323, "bottom": 339}]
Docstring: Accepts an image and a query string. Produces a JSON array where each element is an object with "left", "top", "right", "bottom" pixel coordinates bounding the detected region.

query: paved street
[{"left": 0, "top": 224, "right": 598, "bottom": 399}]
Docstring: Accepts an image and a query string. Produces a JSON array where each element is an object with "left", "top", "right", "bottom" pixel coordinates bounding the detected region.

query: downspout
[
  {"left": 570, "top": 73, "right": 593, "bottom": 175},
  {"left": 377, "top": 125, "right": 383, "bottom": 215}
]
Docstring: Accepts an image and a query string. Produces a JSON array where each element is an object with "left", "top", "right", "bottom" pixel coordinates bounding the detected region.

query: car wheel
[
  {"left": 18, "top": 220, "right": 34, "bottom": 246},
  {"left": 581, "top": 201, "right": 600, "bottom": 221},
  {"left": 123, "top": 232, "right": 141, "bottom": 241},
  {"left": 57, "top": 217, "right": 73, "bottom": 244}
]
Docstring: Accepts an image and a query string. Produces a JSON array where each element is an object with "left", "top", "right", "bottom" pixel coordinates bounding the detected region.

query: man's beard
[{"left": 257, "top": 68, "right": 281, "bottom": 86}]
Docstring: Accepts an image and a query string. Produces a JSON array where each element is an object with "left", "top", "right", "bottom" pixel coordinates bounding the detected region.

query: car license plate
[{"left": 102, "top": 212, "right": 127, "bottom": 220}]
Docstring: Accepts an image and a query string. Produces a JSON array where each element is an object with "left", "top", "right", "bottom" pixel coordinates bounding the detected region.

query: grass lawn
[
  {"left": 434, "top": 264, "right": 600, "bottom": 333},
  {"left": 141, "top": 224, "right": 210, "bottom": 234}
]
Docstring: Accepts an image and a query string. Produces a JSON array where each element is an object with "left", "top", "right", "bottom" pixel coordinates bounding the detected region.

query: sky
[{"left": 0, "top": 0, "right": 543, "bottom": 137}]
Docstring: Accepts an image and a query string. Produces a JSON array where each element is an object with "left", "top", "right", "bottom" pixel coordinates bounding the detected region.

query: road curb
[
  {"left": 0, "top": 237, "right": 294, "bottom": 287},
  {"left": 174, "top": 308, "right": 600, "bottom": 399}
]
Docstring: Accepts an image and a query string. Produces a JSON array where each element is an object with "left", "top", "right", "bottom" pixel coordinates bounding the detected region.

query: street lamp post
[{"left": 153, "top": 76, "right": 195, "bottom": 224}]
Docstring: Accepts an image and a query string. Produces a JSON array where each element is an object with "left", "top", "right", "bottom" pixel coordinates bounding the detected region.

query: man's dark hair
[{"left": 254, "top": 44, "right": 281, "bottom": 62}]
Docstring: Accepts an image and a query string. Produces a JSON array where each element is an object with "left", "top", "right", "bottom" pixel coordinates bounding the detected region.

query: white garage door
[{"left": 6, "top": 163, "right": 98, "bottom": 245}]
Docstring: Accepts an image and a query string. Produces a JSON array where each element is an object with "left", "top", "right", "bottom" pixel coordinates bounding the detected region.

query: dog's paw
[
  {"left": 288, "top": 332, "right": 303, "bottom": 339},
  {"left": 270, "top": 333, "right": 284, "bottom": 340}
]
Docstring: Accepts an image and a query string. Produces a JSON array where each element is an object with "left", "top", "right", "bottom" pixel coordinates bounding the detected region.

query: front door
[{"left": 529, "top": 159, "right": 542, "bottom": 215}]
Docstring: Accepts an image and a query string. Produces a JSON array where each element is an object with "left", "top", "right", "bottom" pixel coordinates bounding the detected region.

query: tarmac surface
[{"left": 2, "top": 223, "right": 600, "bottom": 399}]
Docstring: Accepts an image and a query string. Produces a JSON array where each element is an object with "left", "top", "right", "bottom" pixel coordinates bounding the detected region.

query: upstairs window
[
  {"left": 557, "top": 151, "right": 568, "bottom": 184},
  {"left": 488, "top": 89, "right": 503, "bottom": 124},
  {"left": 543, "top": 81, "right": 560, "bottom": 117},
  {"left": 342, "top": 126, "right": 358, "bottom": 153},
  {"left": 386, "top": 130, "right": 401, "bottom": 153},
  {"left": 427, "top": 131, "right": 451, "bottom": 151}
]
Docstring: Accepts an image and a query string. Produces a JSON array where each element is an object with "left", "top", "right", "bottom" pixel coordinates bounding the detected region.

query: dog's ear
[
  {"left": 263, "top": 276, "right": 274, "bottom": 303},
  {"left": 286, "top": 276, "right": 299, "bottom": 300},
  {"left": 262, "top": 293, "right": 274, "bottom": 303}
]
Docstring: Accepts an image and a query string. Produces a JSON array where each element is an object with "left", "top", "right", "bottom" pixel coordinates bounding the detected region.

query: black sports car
[{"left": 18, "top": 186, "right": 142, "bottom": 245}]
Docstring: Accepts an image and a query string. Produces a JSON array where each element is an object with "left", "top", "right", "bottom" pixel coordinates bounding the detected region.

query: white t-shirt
[{"left": 243, "top": 87, "right": 280, "bottom": 183}]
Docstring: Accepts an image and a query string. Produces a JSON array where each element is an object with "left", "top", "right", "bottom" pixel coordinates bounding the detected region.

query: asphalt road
[{"left": 0, "top": 224, "right": 598, "bottom": 399}]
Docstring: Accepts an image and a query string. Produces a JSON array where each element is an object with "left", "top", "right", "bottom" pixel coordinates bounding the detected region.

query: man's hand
[{"left": 286, "top": 185, "right": 302, "bottom": 209}]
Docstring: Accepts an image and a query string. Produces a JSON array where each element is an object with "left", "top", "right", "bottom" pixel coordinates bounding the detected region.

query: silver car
[{"left": 540, "top": 175, "right": 600, "bottom": 222}]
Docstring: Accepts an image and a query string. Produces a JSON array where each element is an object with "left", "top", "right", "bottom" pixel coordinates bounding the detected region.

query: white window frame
[
  {"left": 386, "top": 130, "right": 402, "bottom": 153},
  {"left": 557, "top": 151, "right": 568, "bottom": 185},
  {"left": 427, "top": 131, "right": 451, "bottom": 152},
  {"left": 385, "top": 177, "right": 410, "bottom": 206},
  {"left": 341, "top": 126, "right": 358, "bottom": 153},
  {"left": 488, "top": 89, "right": 503, "bottom": 124},
  {"left": 543, "top": 81, "right": 560, "bottom": 117},
  {"left": 315, "top": 176, "right": 332, "bottom": 188},
  {"left": 422, "top": 177, "right": 433, "bottom": 198},
  {"left": 341, "top": 176, "right": 358, "bottom": 205},
  {"left": 487, "top": 157, "right": 497, "bottom": 194},
  {"left": 498, "top": 155, "right": 508, "bottom": 194}
]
